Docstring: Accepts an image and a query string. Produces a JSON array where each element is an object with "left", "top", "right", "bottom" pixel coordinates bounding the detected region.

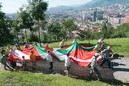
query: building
[{"left": 124, "top": 15, "right": 129, "bottom": 24}]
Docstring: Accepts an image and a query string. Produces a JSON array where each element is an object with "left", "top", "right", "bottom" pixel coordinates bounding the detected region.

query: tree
[
  {"left": 0, "top": 4, "right": 13, "bottom": 46},
  {"left": 62, "top": 19, "right": 77, "bottom": 39},
  {"left": 101, "top": 20, "right": 113, "bottom": 38},
  {"left": 47, "top": 22, "right": 63, "bottom": 41},
  {"left": 12, "top": 18, "right": 20, "bottom": 41},
  {"left": 27, "top": 0, "right": 48, "bottom": 43},
  {"left": 14, "top": 7, "right": 34, "bottom": 42},
  {"left": 111, "top": 24, "right": 129, "bottom": 38}
]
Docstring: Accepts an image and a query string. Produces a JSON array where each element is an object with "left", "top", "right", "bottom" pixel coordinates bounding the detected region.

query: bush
[{"left": 28, "top": 35, "right": 39, "bottom": 42}]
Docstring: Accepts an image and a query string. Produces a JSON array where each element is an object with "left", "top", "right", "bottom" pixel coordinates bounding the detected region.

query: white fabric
[
  {"left": 65, "top": 56, "right": 70, "bottom": 67},
  {"left": 13, "top": 50, "right": 30, "bottom": 60},
  {"left": 90, "top": 56, "right": 96, "bottom": 68},
  {"left": 53, "top": 50, "right": 70, "bottom": 67},
  {"left": 45, "top": 54, "right": 53, "bottom": 62},
  {"left": 52, "top": 50, "right": 67, "bottom": 61},
  {"left": 98, "top": 39, "right": 102, "bottom": 43}
]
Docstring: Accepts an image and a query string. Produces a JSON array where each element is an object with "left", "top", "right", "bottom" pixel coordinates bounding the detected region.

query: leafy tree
[
  {"left": 62, "top": 19, "right": 77, "bottom": 39},
  {"left": 101, "top": 20, "right": 113, "bottom": 38},
  {"left": 0, "top": 4, "right": 13, "bottom": 46},
  {"left": 27, "top": 0, "right": 48, "bottom": 43},
  {"left": 111, "top": 24, "right": 129, "bottom": 38},
  {"left": 14, "top": 7, "right": 34, "bottom": 42},
  {"left": 12, "top": 18, "right": 20, "bottom": 41},
  {"left": 47, "top": 22, "right": 63, "bottom": 41}
]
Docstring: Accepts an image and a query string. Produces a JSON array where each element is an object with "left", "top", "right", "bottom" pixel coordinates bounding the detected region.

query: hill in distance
[
  {"left": 48, "top": 0, "right": 129, "bottom": 14},
  {"left": 82, "top": 0, "right": 129, "bottom": 8}
]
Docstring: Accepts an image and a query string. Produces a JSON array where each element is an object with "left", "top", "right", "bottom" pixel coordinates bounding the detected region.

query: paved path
[{"left": 112, "top": 58, "right": 129, "bottom": 83}]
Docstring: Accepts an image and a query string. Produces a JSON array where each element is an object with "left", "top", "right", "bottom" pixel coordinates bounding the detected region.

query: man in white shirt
[
  {"left": 64, "top": 56, "right": 71, "bottom": 76},
  {"left": 45, "top": 50, "right": 53, "bottom": 72}
]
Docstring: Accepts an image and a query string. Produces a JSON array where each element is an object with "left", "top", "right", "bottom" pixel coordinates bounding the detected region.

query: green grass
[
  {"left": 49, "top": 38, "right": 129, "bottom": 57},
  {"left": 0, "top": 71, "right": 126, "bottom": 86}
]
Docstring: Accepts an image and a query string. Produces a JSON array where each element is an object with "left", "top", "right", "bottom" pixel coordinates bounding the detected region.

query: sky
[{"left": 0, "top": 0, "right": 91, "bottom": 14}]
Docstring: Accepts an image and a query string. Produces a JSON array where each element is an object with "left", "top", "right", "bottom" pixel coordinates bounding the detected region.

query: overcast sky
[{"left": 0, "top": 0, "right": 91, "bottom": 13}]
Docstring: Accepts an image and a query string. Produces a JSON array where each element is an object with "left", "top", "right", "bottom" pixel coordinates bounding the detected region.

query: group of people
[
  {"left": 0, "top": 43, "right": 70, "bottom": 75},
  {"left": 88, "top": 38, "right": 113, "bottom": 80},
  {"left": 0, "top": 38, "right": 113, "bottom": 80},
  {"left": 0, "top": 46, "right": 25, "bottom": 71},
  {"left": 0, "top": 47, "right": 14, "bottom": 71}
]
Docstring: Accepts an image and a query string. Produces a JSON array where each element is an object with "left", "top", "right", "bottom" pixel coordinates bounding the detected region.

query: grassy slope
[
  {"left": 0, "top": 71, "right": 123, "bottom": 86},
  {"left": 49, "top": 38, "right": 129, "bottom": 57}
]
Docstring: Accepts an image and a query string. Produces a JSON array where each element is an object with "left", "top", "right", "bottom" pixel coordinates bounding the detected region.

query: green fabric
[
  {"left": 57, "top": 41, "right": 80, "bottom": 54},
  {"left": 35, "top": 45, "right": 47, "bottom": 55},
  {"left": 81, "top": 45, "right": 96, "bottom": 51},
  {"left": 0, "top": 54, "right": 8, "bottom": 64},
  {"left": 57, "top": 41, "right": 95, "bottom": 54}
]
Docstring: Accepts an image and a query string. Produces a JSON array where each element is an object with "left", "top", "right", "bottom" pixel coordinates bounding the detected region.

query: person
[
  {"left": 1, "top": 48, "right": 6, "bottom": 56},
  {"left": 22, "top": 56, "right": 27, "bottom": 71},
  {"left": 5, "top": 46, "right": 10, "bottom": 54},
  {"left": 94, "top": 38, "right": 105, "bottom": 52},
  {"left": 30, "top": 51, "right": 36, "bottom": 70},
  {"left": 16, "top": 43, "right": 21, "bottom": 50},
  {"left": 89, "top": 53, "right": 101, "bottom": 80},
  {"left": 100, "top": 46, "right": 113, "bottom": 69},
  {"left": 0, "top": 51, "right": 14, "bottom": 71},
  {"left": 64, "top": 56, "right": 71, "bottom": 76},
  {"left": 24, "top": 42, "right": 29, "bottom": 48},
  {"left": 8, "top": 48, "right": 17, "bottom": 69},
  {"left": 59, "top": 39, "right": 65, "bottom": 48},
  {"left": 45, "top": 50, "right": 53, "bottom": 72}
]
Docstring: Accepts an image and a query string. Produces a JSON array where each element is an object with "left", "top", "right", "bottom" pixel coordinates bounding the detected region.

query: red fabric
[
  {"left": 22, "top": 47, "right": 42, "bottom": 60},
  {"left": 8, "top": 52, "right": 19, "bottom": 61},
  {"left": 69, "top": 48, "right": 96, "bottom": 67}
]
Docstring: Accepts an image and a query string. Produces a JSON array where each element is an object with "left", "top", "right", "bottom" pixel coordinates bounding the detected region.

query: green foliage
[
  {"left": 0, "top": 6, "right": 14, "bottom": 46},
  {"left": 111, "top": 24, "right": 129, "bottom": 38},
  {"left": 62, "top": 19, "right": 77, "bottom": 38},
  {"left": 11, "top": 0, "right": 48, "bottom": 43},
  {"left": 28, "top": 0, "right": 48, "bottom": 21},
  {"left": 79, "top": 23, "right": 129, "bottom": 40},
  {"left": 27, "top": 0, "right": 48, "bottom": 43},
  {"left": 28, "top": 34, "right": 39, "bottom": 42},
  {"left": 47, "top": 22, "right": 65, "bottom": 41},
  {"left": 62, "top": 19, "right": 76, "bottom": 32}
]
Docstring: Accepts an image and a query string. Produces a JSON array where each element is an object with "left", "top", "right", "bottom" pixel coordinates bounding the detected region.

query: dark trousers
[
  {"left": 22, "top": 62, "right": 27, "bottom": 71},
  {"left": 66, "top": 66, "right": 70, "bottom": 71},
  {"left": 32, "top": 61, "right": 36, "bottom": 70},
  {"left": 49, "top": 62, "right": 53, "bottom": 71},
  {"left": 10, "top": 61, "right": 16, "bottom": 68},
  {"left": 100, "top": 58, "right": 112, "bottom": 68},
  {"left": 89, "top": 67, "right": 101, "bottom": 80}
]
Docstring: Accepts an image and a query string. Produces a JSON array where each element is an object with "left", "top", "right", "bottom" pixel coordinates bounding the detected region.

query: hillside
[
  {"left": 48, "top": 0, "right": 129, "bottom": 14},
  {"left": 82, "top": 0, "right": 129, "bottom": 8}
]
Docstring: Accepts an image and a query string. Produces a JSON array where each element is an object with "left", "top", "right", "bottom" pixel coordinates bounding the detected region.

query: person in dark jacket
[{"left": 100, "top": 46, "right": 113, "bottom": 69}]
